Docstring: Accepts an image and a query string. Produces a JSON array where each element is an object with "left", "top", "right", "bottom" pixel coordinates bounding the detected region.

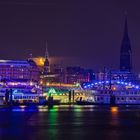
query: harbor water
[{"left": 0, "top": 105, "right": 140, "bottom": 140}]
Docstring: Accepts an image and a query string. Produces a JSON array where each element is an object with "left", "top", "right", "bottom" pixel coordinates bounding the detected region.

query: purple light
[{"left": 128, "top": 83, "right": 131, "bottom": 86}]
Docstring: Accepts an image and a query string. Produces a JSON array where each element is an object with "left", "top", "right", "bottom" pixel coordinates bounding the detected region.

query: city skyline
[{"left": 0, "top": 0, "right": 140, "bottom": 71}]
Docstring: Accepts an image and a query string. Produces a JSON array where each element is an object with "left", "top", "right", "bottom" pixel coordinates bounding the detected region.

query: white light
[{"left": 125, "top": 83, "right": 128, "bottom": 85}]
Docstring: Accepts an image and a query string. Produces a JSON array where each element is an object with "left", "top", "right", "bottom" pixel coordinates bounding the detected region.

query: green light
[
  {"left": 75, "top": 83, "right": 80, "bottom": 87},
  {"left": 48, "top": 107, "right": 58, "bottom": 139},
  {"left": 48, "top": 88, "right": 57, "bottom": 94}
]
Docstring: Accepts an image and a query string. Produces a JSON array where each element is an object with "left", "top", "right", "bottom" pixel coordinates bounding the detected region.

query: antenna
[{"left": 45, "top": 40, "right": 49, "bottom": 58}]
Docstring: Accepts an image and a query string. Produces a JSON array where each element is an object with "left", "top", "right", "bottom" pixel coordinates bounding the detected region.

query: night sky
[{"left": 0, "top": 0, "right": 140, "bottom": 72}]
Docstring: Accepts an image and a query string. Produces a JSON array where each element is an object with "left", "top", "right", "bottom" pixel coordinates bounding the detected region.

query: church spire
[
  {"left": 122, "top": 12, "right": 130, "bottom": 47},
  {"left": 120, "top": 14, "right": 132, "bottom": 72},
  {"left": 124, "top": 13, "right": 128, "bottom": 38},
  {"left": 44, "top": 40, "right": 50, "bottom": 73},
  {"left": 45, "top": 41, "right": 49, "bottom": 58}
]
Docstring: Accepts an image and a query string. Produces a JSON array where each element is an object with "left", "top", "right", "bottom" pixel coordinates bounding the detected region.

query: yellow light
[
  {"left": 40, "top": 80, "right": 43, "bottom": 85},
  {"left": 39, "top": 58, "right": 44, "bottom": 65},
  {"left": 45, "top": 83, "right": 79, "bottom": 88},
  {"left": 46, "top": 82, "right": 50, "bottom": 86},
  {"left": 30, "top": 82, "right": 33, "bottom": 86}
]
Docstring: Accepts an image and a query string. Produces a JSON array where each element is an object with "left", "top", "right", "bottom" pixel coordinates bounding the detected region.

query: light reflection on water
[
  {"left": 110, "top": 107, "right": 120, "bottom": 126},
  {"left": 1, "top": 105, "right": 140, "bottom": 112},
  {"left": 1, "top": 105, "right": 140, "bottom": 140},
  {"left": 10, "top": 105, "right": 96, "bottom": 112}
]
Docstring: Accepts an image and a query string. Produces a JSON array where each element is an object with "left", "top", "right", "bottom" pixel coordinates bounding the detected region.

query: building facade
[
  {"left": 65, "top": 67, "right": 90, "bottom": 84},
  {"left": 0, "top": 60, "right": 40, "bottom": 82}
]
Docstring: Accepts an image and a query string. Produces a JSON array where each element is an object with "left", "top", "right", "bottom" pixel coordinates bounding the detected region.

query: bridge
[{"left": 82, "top": 80, "right": 140, "bottom": 90}]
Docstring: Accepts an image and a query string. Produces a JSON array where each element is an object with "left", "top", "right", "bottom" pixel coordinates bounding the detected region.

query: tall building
[{"left": 120, "top": 15, "right": 132, "bottom": 72}]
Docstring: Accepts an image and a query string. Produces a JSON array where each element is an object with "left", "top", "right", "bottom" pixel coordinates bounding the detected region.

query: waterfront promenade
[{"left": 1, "top": 105, "right": 140, "bottom": 140}]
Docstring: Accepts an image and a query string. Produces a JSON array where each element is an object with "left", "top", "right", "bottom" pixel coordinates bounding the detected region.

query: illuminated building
[
  {"left": 0, "top": 60, "right": 40, "bottom": 82},
  {"left": 43, "top": 85, "right": 86, "bottom": 103},
  {"left": 65, "top": 67, "right": 90, "bottom": 84},
  {"left": 41, "top": 64, "right": 65, "bottom": 84},
  {"left": 96, "top": 70, "right": 139, "bottom": 84},
  {"left": 39, "top": 65, "right": 93, "bottom": 85}
]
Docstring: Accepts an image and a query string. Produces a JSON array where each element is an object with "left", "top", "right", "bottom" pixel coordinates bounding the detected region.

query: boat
[{"left": 76, "top": 89, "right": 140, "bottom": 105}]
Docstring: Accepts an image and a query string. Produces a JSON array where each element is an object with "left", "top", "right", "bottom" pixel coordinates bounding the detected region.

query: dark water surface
[{"left": 1, "top": 105, "right": 140, "bottom": 140}]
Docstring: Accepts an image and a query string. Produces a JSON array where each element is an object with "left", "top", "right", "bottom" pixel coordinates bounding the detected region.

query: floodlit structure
[{"left": 0, "top": 60, "right": 40, "bottom": 82}]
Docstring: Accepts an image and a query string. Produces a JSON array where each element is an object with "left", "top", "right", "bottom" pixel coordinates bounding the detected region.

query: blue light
[
  {"left": 124, "top": 83, "right": 128, "bottom": 85},
  {"left": 105, "top": 81, "right": 109, "bottom": 84},
  {"left": 121, "top": 82, "right": 124, "bottom": 84},
  {"left": 95, "top": 83, "right": 98, "bottom": 85},
  {"left": 117, "top": 81, "right": 120, "bottom": 84},
  {"left": 135, "top": 86, "right": 139, "bottom": 89}
]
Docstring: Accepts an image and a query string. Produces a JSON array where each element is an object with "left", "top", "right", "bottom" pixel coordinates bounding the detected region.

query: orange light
[
  {"left": 112, "top": 87, "right": 116, "bottom": 91},
  {"left": 40, "top": 80, "right": 43, "bottom": 85},
  {"left": 32, "top": 57, "right": 45, "bottom": 66},
  {"left": 39, "top": 58, "right": 44, "bottom": 65},
  {"left": 111, "top": 107, "right": 118, "bottom": 113}
]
